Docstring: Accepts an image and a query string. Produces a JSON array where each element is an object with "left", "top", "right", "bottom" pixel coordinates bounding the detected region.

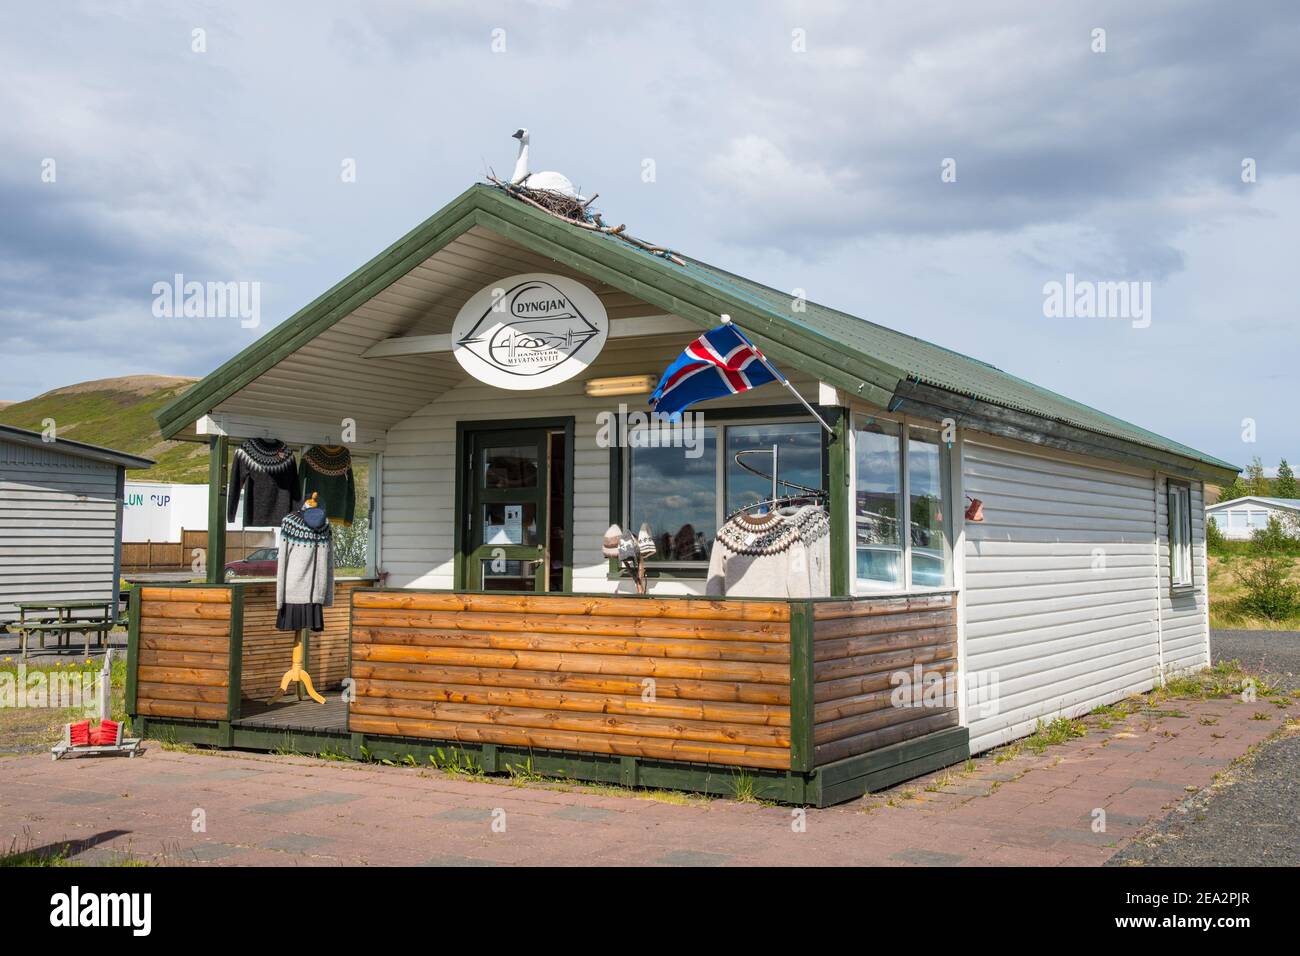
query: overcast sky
[{"left": 2, "top": 1, "right": 1296, "bottom": 468}]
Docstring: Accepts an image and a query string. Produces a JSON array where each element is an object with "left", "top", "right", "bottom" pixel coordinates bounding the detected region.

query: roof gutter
[{"left": 891, "top": 379, "right": 1240, "bottom": 485}]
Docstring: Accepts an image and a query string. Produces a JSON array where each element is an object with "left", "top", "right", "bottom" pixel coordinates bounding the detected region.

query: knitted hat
[
  {"left": 637, "top": 523, "right": 657, "bottom": 558},
  {"left": 601, "top": 524, "right": 623, "bottom": 559}
]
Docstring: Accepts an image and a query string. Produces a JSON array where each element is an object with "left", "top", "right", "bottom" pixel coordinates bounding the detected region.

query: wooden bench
[{"left": 18, "top": 620, "right": 114, "bottom": 660}]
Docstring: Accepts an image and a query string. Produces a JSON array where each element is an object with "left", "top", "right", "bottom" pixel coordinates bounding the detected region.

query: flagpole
[{"left": 721, "top": 315, "right": 835, "bottom": 435}]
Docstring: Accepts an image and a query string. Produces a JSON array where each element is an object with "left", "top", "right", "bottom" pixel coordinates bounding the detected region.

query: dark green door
[{"left": 463, "top": 427, "right": 550, "bottom": 591}]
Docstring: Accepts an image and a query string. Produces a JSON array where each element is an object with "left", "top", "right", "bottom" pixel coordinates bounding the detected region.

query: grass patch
[
  {"left": 428, "top": 747, "right": 483, "bottom": 777},
  {"left": 578, "top": 782, "right": 710, "bottom": 806},
  {"left": 729, "top": 770, "right": 759, "bottom": 803},
  {"left": 1155, "top": 659, "right": 1263, "bottom": 702},
  {"left": 0, "top": 657, "right": 127, "bottom": 755},
  {"left": 1024, "top": 716, "right": 1088, "bottom": 753},
  {"left": 1, "top": 836, "right": 149, "bottom": 868}
]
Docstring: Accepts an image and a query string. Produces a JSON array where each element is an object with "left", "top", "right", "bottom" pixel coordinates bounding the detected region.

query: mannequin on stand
[{"left": 273, "top": 491, "right": 335, "bottom": 705}]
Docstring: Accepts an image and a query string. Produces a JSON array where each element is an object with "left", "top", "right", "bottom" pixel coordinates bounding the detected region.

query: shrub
[
  {"left": 1206, "top": 515, "right": 1227, "bottom": 554},
  {"left": 333, "top": 516, "right": 370, "bottom": 569},
  {"left": 1233, "top": 517, "right": 1300, "bottom": 619},
  {"left": 1250, "top": 515, "right": 1300, "bottom": 557}
]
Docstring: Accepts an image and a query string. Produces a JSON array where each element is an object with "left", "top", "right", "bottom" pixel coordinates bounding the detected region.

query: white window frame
[
  {"left": 849, "top": 411, "right": 954, "bottom": 595},
  {"left": 1168, "top": 481, "right": 1193, "bottom": 589}
]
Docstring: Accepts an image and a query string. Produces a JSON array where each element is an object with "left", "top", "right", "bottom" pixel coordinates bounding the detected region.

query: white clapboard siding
[
  {"left": 1156, "top": 476, "right": 1210, "bottom": 675},
  {"left": 380, "top": 335, "right": 819, "bottom": 594},
  {"left": 0, "top": 440, "right": 121, "bottom": 620},
  {"left": 962, "top": 436, "right": 1163, "bottom": 754}
]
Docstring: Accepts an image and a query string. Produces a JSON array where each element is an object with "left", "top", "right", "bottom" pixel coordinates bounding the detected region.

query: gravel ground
[
  {"left": 1212, "top": 628, "right": 1300, "bottom": 692},
  {"left": 1110, "top": 629, "right": 1300, "bottom": 866}
]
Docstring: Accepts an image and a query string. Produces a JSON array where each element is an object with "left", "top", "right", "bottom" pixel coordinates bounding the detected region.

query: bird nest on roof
[
  {"left": 507, "top": 180, "right": 591, "bottom": 221},
  {"left": 486, "top": 174, "right": 685, "bottom": 266},
  {"left": 488, "top": 174, "right": 592, "bottom": 223}
]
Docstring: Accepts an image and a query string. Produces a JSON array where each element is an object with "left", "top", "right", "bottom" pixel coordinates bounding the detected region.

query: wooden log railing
[
  {"left": 128, "top": 585, "right": 961, "bottom": 777},
  {"left": 348, "top": 591, "right": 794, "bottom": 770},
  {"left": 128, "top": 585, "right": 237, "bottom": 722},
  {"left": 810, "top": 592, "right": 960, "bottom": 766},
  {"left": 127, "top": 580, "right": 374, "bottom": 730}
]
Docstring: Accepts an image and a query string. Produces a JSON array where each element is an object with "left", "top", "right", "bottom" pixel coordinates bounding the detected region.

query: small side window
[{"left": 1168, "top": 482, "right": 1193, "bottom": 588}]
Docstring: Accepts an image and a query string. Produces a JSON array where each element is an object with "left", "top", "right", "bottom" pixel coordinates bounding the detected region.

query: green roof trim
[{"left": 157, "top": 184, "right": 1238, "bottom": 481}]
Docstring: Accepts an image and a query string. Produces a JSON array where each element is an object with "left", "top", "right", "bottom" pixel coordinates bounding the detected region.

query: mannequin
[{"left": 272, "top": 491, "right": 335, "bottom": 705}]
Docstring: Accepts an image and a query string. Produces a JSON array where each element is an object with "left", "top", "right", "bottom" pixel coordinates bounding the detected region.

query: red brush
[
  {"left": 68, "top": 720, "right": 91, "bottom": 747},
  {"left": 90, "top": 719, "right": 120, "bottom": 746}
]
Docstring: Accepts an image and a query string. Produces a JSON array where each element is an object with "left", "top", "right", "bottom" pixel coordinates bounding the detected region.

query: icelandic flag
[{"left": 649, "top": 323, "right": 778, "bottom": 415}]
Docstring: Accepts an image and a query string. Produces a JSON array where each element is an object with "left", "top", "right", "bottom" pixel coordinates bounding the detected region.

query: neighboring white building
[
  {"left": 123, "top": 480, "right": 275, "bottom": 542},
  {"left": 0, "top": 424, "right": 153, "bottom": 621},
  {"left": 1206, "top": 496, "right": 1300, "bottom": 540}
]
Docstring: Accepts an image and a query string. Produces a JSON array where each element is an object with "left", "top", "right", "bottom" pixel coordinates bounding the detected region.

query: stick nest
[{"left": 485, "top": 174, "right": 684, "bottom": 266}]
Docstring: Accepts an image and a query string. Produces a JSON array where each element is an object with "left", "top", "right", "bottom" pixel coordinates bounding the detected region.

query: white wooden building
[
  {"left": 1206, "top": 495, "right": 1300, "bottom": 540},
  {"left": 141, "top": 184, "right": 1238, "bottom": 797},
  {"left": 0, "top": 425, "right": 154, "bottom": 622}
]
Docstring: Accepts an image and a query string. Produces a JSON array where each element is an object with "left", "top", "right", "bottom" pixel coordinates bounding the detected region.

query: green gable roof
[{"left": 157, "top": 184, "right": 1237, "bottom": 480}]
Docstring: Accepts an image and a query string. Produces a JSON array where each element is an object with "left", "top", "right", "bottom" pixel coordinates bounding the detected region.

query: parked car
[{"left": 223, "top": 547, "right": 278, "bottom": 580}]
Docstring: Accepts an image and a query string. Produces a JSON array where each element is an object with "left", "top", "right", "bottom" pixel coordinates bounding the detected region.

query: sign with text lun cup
[{"left": 451, "top": 273, "right": 609, "bottom": 390}]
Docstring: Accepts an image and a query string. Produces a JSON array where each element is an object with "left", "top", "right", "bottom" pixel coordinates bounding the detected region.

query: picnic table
[{"left": 15, "top": 600, "right": 116, "bottom": 661}]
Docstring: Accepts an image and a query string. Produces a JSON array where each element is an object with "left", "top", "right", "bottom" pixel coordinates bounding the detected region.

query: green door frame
[{"left": 454, "top": 417, "right": 575, "bottom": 593}]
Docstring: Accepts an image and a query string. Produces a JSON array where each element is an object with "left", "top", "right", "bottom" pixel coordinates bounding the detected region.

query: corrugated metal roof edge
[
  {"left": 909, "top": 374, "right": 1239, "bottom": 473},
  {"left": 0, "top": 423, "right": 156, "bottom": 470},
  {"left": 664, "top": 248, "right": 1237, "bottom": 476}
]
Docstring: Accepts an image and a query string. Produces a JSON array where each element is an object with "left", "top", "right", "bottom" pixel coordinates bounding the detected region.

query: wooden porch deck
[{"left": 232, "top": 696, "right": 348, "bottom": 734}]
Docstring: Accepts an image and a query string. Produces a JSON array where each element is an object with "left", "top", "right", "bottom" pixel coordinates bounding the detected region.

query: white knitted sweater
[
  {"left": 276, "top": 510, "right": 335, "bottom": 608},
  {"left": 705, "top": 506, "right": 830, "bottom": 598}
]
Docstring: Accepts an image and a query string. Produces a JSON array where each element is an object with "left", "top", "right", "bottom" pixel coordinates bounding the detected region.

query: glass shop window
[
  {"left": 1169, "top": 482, "right": 1193, "bottom": 588},
  {"left": 624, "top": 419, "right": 823, "bottom": 565},
  {"left": 907, "top": 428, "right": 949, "bottom": 588},
  {"left": 854, "top": 418, "right": 952, "bottom": 592},
  {"left": 854, "top": 420, "right": 903, "bottom": 587},
  {"left": 725, "top": 422, "right": 823, "bottom": 516},
  {"left": 627, "top": 427, "right": 718, "bottom": 562}
]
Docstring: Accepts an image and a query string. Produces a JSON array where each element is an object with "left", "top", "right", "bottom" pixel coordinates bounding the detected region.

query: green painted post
[
  {"left": 124, "top": 585, "right": 141, "bottom": 721},
  {"left": 227, "top": 586, "right": 244, "bottom": 724},
  {"left": 827, "top": 407, "right": 850, "bottom": 597},
  {"left": 206, "top": 435, "right": 229, "bottom": 584},
  {"left": 788, "top": 601, "right": 816, "bottom": 773}
]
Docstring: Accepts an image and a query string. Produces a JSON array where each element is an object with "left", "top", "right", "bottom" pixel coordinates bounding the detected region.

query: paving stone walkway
[{"left": 1, "top": 693, "right": 1291, "bottom": 866}]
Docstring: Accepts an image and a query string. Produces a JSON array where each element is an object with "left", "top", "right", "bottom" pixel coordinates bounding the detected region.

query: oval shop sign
[{"left": 451, "top": 273, "right": 608, "bottom": 390}]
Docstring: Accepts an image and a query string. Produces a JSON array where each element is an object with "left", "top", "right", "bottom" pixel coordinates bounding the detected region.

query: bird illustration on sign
[{"left": 454, "top": 278, "right": 601, "bottom": 380}]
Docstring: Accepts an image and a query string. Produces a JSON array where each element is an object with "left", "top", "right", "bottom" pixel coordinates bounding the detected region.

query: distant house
[
  {"left": 0, "top": 424, "right": 154, "bottom": 622},
  {"left": 1206, "top": 496, "right": 1300, "bottom": 540}
]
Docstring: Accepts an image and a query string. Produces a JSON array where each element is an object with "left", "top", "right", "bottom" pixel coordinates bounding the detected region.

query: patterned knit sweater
[
  {"left": 228, "top": 438, "right": 299, "bottom": 527},
  {"left": 300, "top": 445, "right": 356, "bottom": 525},
  {"left": 705, "top": 505, "right": 831, "bottom": 598},
  {"left": 276, "top": 509, "right": 335, "bottom": 609}
]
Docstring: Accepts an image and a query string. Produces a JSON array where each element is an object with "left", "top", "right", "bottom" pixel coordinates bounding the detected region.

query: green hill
[{"left": 0, "top": 375, "right": 208, "bottom": 482}]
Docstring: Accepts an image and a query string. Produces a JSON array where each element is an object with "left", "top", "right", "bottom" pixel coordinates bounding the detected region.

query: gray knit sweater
[
  {"left": 276, "top": 511, "right": 335, "bottom": 608},
  {"left": 705, "top": 506, "right": 830, "bottom": 598}
]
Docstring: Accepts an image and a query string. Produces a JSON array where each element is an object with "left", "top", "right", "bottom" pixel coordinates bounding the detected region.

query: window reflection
[
  {"left": 628, "top": 427, "right": 717, "bottom": 562},
  {"left": 907, "top": 429, "right": 947, "bottom": 588},
  {"left": 725, "top": 423, "right": 822, "bottom": 515},
  {"left": 854, "top": 420, "right": 902, "bottom": 586}
]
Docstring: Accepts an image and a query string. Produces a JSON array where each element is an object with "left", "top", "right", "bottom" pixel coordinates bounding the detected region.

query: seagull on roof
[{"left": 509, "top": 128, "right": 584, "bottom": 201}]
